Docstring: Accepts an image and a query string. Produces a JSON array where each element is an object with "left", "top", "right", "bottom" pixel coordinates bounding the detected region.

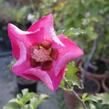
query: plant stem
[
  {"left": 84, "top": 38, "right": 98, "bottom": 71},
  {"left": 82, "top": 24, "right": 104, "bottom": 79},
  {"left": 72, "top": 89, "right": 87, "bottom": 109},
  {"left": 64, "top": 78, "right": 87, "bottom": 109},
  {"left": 80, "top": 37, "right": 99, "bottom": 88}
]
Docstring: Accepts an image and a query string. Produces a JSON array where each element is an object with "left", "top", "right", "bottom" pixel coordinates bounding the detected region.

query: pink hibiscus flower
[{"left": 8, "top": 14, "right": 84, "bottom": 91}]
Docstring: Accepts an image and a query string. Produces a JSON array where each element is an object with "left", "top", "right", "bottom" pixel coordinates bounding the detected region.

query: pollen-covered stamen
[
  {"left": 30, "top": 41, "right": 59, "bottom": 70},
  {"left": 31, "top": 47, "right": 52, "bottom": 62}
]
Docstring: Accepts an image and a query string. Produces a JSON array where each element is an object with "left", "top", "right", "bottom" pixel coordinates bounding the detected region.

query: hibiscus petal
[
  {"left": 22, "top": 65, "right": 66, "bottom": 91},
  {"left": 28, "top": 14, "right": 64, "bottom": 46},
  {"left": 9, "top": 36, "right": 20, "bottom": 59},
  {"left": 24, "top": 68, "right": 54, "bottom": 91},
  {"left": 8, "top": 24, "right": 20, "bottom": 59},
  {"left": 28, "top": 14, "right": 53, "bottom": 32},
  {"left": 12, "top": 40, "right": 30, "bottom": 76},
  {"left": 11, "top": 39, "right": 63, "bottom": 91},
  {"left": 11, "top": 40, "right": 39, "bottom": 80},
  {"left": 8, "top": 23, "right": 44, "bottom": 48},
  {"left": 54, "top": 34, "right": 84, "bottom": 76},
  {"left": 48, "top": 66, "right": 66, "bottom": 91}
]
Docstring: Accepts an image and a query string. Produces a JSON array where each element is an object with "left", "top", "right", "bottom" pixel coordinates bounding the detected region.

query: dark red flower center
[{"left": 30, "top": 41, "right": 58, "bottom": 70}]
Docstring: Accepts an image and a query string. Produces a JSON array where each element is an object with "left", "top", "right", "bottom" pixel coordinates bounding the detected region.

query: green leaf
[
  {"left": 3, "top": 89, "right": 48, "bottom": 109},
  {"left": 3, "top": 102, "right": 20, "bottom": 109},
  {"left": 82, "top": 93, "right": 89, "bottom": 102},
  {"left": 97, "top": 93, "right": 109, "bottom": 105},
  {"left": 85, "top": 26, "right": 97, "bottom": 41},
  {"left": 89, "top": 102, "right": 96, "bottom": 109},
  {"left": 64, "top": 28, "right": 86, "bottom": 38},
  {"left": 65, "top": 62, "right": 78, "bottom": 79},
  {"left": 30, "top": 94, "right": 49, "bottom": 109},
  {"left": 60, "top": 62, "right": 81, "bottom": 90},
  {"left": 66, "top": 62, "right": 80, "bottom": 87},
  {"left": 85, "top": 93, "right": 109, "bottom": 108},
  {"left": 60, "top": 80, "right": 65, "bottom": 89}
]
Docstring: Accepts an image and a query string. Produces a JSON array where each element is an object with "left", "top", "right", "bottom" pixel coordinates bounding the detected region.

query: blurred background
[
  {"left": 1, "top": 0, "right": 109, "bottom": 58},
  {"left": 0, "top": 0, "right": 109, "bottom": 109}
]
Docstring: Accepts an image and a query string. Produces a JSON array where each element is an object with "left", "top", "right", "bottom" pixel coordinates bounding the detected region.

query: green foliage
[
  {"left": 62, "top": 28, "right": 86, "bottom": 39},
  {"left": 35, "top": 0, "right": 109, "bottom": 58},
  {"left": 60, "top": 62, "right": 80, "bottom": 90},
  {"left": 66, "top": 62, "right": 79, "bottom": 83},
  {"left": 1, "top": 0, "right": 109, "bottom": 58},
  {"left": 15, "top": 6, "right": 30, "bottom": 23},
  {"left": 82, "top": 93, "right": 109, "bottom": 109},
  {"left": 3, "top": 89, "right": 48, "bottom": 109}
]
